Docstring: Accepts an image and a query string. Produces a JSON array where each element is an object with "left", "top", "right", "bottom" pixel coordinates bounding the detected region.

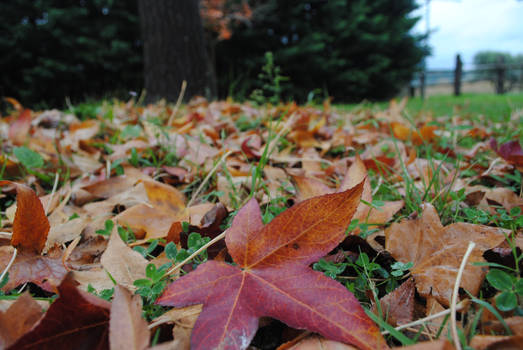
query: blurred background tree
[
  {"left": 473, "top": 51, "right": 523, "bottom": 92},
  {"left": 0, "top": 0, "right": 142, "bottom": 108},
  {"left": 0, "top": 0, "right": 426, "bottom": 107},
  {"left": 215, "top": 0, "right": 427, "bottom": 102},
  {"left": 138, "top": 0, "right": 216, "bottom": 103}
]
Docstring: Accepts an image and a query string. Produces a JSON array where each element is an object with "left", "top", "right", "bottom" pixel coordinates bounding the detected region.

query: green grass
[{"left": 338, "top": 93, "right": 523, "bottom": 122}]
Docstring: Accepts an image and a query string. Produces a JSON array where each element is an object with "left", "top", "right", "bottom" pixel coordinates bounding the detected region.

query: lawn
[{"left": 338, "top": 93, "right": 523, "bottom": 122}]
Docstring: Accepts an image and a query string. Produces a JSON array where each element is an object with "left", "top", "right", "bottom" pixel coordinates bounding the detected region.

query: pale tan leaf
[
  {"left": 110, "top": 285, "right": 149, "bottom": 350},
  {"left": 100, "top": 230, "right": 148, "bottom": 291}
]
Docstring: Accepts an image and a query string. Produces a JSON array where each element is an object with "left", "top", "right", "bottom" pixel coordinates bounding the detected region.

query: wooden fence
[{"left": 411, "top": 54, "right": 523, "bottom": 98}]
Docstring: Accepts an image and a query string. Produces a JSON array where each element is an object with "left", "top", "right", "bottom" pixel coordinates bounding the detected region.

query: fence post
[
  {"left": 454, "top": 54, "right": 462, "bottom": 96},
  {"left": 419, "top": 71, "right": 425, "bottom": 99},
  {"left": 495, "top": 56, "right": 505, "bottom": 94}
]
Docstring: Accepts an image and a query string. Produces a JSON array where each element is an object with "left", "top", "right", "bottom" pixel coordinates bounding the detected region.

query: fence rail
[{"left": 411, "top": 54, "right": 523, "bottom": 97}]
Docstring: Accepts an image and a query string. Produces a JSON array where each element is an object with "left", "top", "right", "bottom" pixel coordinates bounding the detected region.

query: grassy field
[{"left": 338, "top": 93, "right": 523, "bottom": 122}]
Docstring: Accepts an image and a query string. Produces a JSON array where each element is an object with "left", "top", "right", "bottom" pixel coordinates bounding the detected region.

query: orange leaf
[
  {"left": 391, "top": 122, "right": 411, "bottom": 141},
  {"left": 4, "top": 97, "right": 23, "bottom": 111},
  {"left": 0, "top": 181, "right": 50, "bottom": 254},
  {"left": 115, "top": 180, "right": 188, "bottom": 239}
]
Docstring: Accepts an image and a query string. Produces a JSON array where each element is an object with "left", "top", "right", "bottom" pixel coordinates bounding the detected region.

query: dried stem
[
  {"left": 451, "top": 241, "right": 476, "bottom": 350},
  {"left": 187, "top": 150, "right": 232, "bottom": 207},
  {"left": 163, "top": 230, "right": 227, "bottom": 278},
  {"left": 0, "top": 248, "right": 17, "bottom": 283},
  {"left": 45, "top": 172, "right": 60, "bottom": 215},
  {"left": 0, "top": 232, "right": 12, "bottom": 239},
  {"left": 381, "top": 300, "right": 466, "bottom": 335},
  {"left": 167, "top": 80, "right": 187, "bottom": 126}
]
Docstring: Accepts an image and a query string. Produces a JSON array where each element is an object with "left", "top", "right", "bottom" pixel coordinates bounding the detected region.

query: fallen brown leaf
[
  {"left": 386, "top": 203, "right": 507, "bottom": 306},
  {"left": 373, "top": 278, "right": 416, "bottom": 327},
  {"left": 280, "top": 335, "right": 359, "bottom": 350},
  {"left": 469, "top": 335, "right": 523, "bottom": 350}
]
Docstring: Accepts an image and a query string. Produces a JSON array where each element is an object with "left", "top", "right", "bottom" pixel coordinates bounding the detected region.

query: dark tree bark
[{"left": 138, "top": 0, "right": 216, "bottom": 103}]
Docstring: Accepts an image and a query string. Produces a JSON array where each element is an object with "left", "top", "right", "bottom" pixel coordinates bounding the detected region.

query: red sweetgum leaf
[
  {"left": 8, "top": 273, "right": 111, "bottom": 350},
  {"left": 158, "top": 182, "right": 388, "bottom": 350},
  {"left": 0, "top": 181, "right": 50, "bottom": 254}
]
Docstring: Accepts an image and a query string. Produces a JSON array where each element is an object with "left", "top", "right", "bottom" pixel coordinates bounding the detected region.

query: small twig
[
  {"left": 269, "top": 156, "right": 333, "bottom": 165},
  {"left": 148, "top": 308, "right": 202, "bottom": 329},
  {"left": 266, "top": 113, "right": 297, "bottom": 157},
  {"left": 451, "top": 241, "right": 476, "bottom": 350},
  {"left": 187, "top": 150, "right": 232, "bottom": 207},
  {"left": 62, "top": 235, "right": 82, "bottom": 271},
  {"left": 45, "top": 172, "right": 60, "bottom": 215},
  {"left": 167, "top": 80, "right": 187, "bottom": 126},
  {"left": 0, "top": 232, "right": 12, "bottom": 239},
  {"left": 0, "top": 248, "right": 17, "bottom": 283},
  {"left": 481, "top": 157, "right": 501, "bottom": 177},
  {"left": 163, "top": 230, "right": 227, "bottom": 278},
  {"left": 106, "top": 159, "right": 111, "bottom": 179},
  {"left": 381, "top": 300, "right": 466, "bottom": 335},
  {"left": 372, "top": 177, "right": 383, "bottom": 196},
  {"left": 17, "top": 282, "right": 28, "bottom": 294}
]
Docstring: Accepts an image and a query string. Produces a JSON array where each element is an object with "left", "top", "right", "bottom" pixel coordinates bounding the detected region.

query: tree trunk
[{"left": 138, "top": 0, "right": 216, "bottom": 103}]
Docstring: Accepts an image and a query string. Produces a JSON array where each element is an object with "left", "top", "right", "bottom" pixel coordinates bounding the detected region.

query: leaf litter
[{"left": 0, "top": 96, "right": 522, "bottom": 349}]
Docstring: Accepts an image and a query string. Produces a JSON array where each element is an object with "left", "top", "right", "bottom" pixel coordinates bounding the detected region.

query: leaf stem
[
  {"left": 0, "top": 248, "right": 17, "bottom": 284},
  {"left": 451, "top": 241, "right": 475, "bottom": 350},
  {"left": 45, "top": 172, "right": 60, "bottom": 215},
  {"left": 187, "top": 150, "right": 232, "bottom": 207},
  {"left": 163, "top": 230, "right": 227, "bottom": 278},
  {"left": 381, "top": 300, "right": 466, "bottom": 335},
  {"left": 167, "top": 80, "right": 187, "bottom": 125}
]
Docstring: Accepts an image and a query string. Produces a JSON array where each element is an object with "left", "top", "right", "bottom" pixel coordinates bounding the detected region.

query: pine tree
[{"left": 216, "top": 0, "right": 427, "bottom": 102}]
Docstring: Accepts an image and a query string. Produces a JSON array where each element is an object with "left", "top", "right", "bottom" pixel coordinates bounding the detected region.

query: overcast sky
[{"left": 412, "top": 0, "right": 523, "bottom": 69}]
